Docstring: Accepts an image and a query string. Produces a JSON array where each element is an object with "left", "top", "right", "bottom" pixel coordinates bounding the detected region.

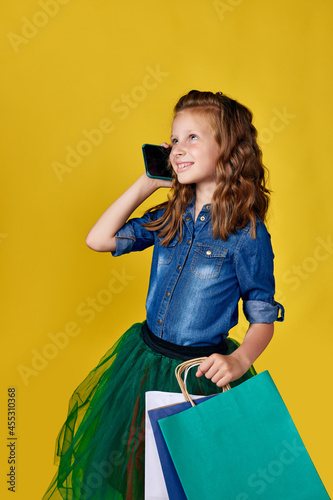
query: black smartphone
[{"left": 142, "top": 144, "right": 173, "bottom": 180}]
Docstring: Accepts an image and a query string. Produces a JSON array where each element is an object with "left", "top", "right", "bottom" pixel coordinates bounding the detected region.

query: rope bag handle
[{"left": 175, "top": 357, "right": 231, "bottom": 407}]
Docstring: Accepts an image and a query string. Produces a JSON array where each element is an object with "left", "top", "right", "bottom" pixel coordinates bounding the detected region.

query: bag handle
[{"left": 175, "top": 357, "right": 231, "bottom": 407}]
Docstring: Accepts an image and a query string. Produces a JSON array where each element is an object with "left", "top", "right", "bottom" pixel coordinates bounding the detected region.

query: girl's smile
[{"left": 175, "top": 161, "right": 194, "bottom": 172}]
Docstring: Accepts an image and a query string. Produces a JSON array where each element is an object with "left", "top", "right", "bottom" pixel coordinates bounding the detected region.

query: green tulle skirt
[{"left": 43, "top": 321, "right": 256, "bottom": 500}]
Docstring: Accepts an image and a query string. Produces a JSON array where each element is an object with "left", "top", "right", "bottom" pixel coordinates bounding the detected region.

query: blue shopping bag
[{"left": 148, "top": 395, "right": 215, "bottom": 500}]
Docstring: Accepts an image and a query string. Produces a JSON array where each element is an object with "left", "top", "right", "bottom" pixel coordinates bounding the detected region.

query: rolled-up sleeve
[
  {"left": 111, "top": 211, "right": 159, "bottom": 257},
  {"left": 234, "top": 221, "right": 284, "bottom": 323},
  {"left": 243, "top": 300, "right": 284, "bottom": 323}
]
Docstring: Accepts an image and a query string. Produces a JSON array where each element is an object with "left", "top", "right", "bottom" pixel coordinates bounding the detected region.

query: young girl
[{"left": 44, "top": 90, "right": 284, "bottom": 499}]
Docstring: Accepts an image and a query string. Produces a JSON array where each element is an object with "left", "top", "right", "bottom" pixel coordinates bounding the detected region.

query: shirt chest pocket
[
  {"left": 190, "top": 244, "right": 228, "bottom": 279},
  {"left": 157, "top": 238, "right": 178, "bottom": 265}
]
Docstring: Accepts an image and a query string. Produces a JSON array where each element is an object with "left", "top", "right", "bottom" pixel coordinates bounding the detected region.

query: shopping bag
[
  {"left": 145, "top": 387, "right": 208, "bottom": 500},
  {"left": 159, "top": 368, "right": 330, "bottom": 500},
  {"left": 145, "top": 358, "right": 229, "bottom": 499},
  {"left": 148, "top": 394, "right": 215, "bottom": 500}
]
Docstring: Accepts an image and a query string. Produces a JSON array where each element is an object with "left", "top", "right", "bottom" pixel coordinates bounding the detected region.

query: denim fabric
[{"left": 112, "top": 199, "right": 284, "bottom": 346}]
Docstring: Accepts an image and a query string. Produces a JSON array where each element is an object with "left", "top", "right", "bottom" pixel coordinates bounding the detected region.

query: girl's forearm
[
  {"left": 230, "top": 323, "right": 274, "bottom": 372},
  {"left": 85, "top": 174, "right": 165, "bottom": 252}
]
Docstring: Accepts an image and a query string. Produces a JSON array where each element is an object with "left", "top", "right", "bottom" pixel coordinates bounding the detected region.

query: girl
[{"left": 43, "top": 90, "right": 284, "bottom": 499}]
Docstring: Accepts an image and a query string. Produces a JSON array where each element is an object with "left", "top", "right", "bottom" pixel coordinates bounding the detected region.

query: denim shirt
[{"left": 112, "top": 199, "right": 284, "bottom": 346}]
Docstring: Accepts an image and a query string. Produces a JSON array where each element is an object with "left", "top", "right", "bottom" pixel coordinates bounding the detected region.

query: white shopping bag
[{"left": 145, "top": 390, "right": 204, "bottom": 500}]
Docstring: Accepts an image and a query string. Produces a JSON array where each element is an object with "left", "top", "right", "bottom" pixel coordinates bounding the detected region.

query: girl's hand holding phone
[
  {"left": 143, "top": 171, "right": 173, "bottom": 190},
  {"left": 142, "top": 142, "right": 173, "bottom": 184}
]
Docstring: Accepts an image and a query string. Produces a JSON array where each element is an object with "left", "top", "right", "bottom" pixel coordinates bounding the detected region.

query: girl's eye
[
  {"left": 171, "top": 138, "right": 178, "bottom": 145},
  {"left": 189, "top": 134, "right": 197, "bottom": 140}
]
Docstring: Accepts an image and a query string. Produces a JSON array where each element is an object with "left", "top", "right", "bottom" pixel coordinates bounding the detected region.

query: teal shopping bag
[{"left": 159, "top": 369, "right": 330, "bottom": 500}]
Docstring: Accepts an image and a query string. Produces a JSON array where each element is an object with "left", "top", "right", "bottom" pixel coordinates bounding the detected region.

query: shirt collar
[{"left": 183, "top": 197, "right": 212, "bottom": 222}]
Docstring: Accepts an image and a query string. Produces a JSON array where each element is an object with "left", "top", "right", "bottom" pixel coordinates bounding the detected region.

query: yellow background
[{"left": 1, "top": 0, "right": 332, "bottom": 497}]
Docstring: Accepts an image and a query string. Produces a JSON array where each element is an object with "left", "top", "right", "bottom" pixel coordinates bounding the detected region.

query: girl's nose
[{"left": 172, "top": 142, "right": 185, "bottom": 156}]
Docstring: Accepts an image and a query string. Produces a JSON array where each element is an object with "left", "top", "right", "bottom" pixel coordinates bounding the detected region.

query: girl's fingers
[
  {"left": 197, "top": 356, "right": 235, "bottom": 386},
  {"left": 197, "top": 357, "right": 222, "bottom": 380},
  {"left": 216, "top": 375, "right": 230, "bottom": 388},
  {"left": 211, "top": 370, "right": 228, "bottom": 384},
  {"left": 196, "top": 357, "right": 214, "bottom": 377},
  {"left": 204, "top": 366, "right": 220, "bottom": 380}
]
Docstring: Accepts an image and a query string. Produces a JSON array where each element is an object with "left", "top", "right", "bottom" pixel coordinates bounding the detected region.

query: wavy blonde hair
[{"left": 143, "top": 90, "right": 270, "bottom": 244}]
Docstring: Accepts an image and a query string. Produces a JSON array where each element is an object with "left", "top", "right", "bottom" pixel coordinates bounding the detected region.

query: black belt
[{"left": 142, "top": 322, "right": 227, "bottom": 361}]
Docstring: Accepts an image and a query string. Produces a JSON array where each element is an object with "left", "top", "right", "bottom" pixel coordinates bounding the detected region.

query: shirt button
[
  {"left": 187, "top": 239, "right": 191, "bottom": 244},
  {"left": 177, "top": 265, "right": 181, "bottom": 270},
  {"left": 158, "top": 319, "right": 162, "bottom": 324},
  {"left": 166, "top": 292, "right": 170, "bottom": 297},
  {"left": 206, "top": 250, "right": 212, "bottom": 255},
  {"left": 205, "top": 205, "right": 210, "bottom": 210},
  {"left": 185, "top": 217, "right": 191, "bottom": 221},
  {"left": 200, "top": 216, "right": 205, "bottom": 221}
]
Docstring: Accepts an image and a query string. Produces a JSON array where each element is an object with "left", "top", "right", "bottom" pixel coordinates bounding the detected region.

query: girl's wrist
[
  {"left": 228, "top": 349, "right": 252, "bottom": 374},
  {"left": 140, "top": 172, "right": 172, "bottom": 193},
  {"left": 136, "top": 173, "right": 159, "bottom": 196}
]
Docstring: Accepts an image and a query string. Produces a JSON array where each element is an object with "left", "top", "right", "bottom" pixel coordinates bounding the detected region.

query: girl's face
[{"left": 170, "top": 110, "right": 220, "bottom": 190}]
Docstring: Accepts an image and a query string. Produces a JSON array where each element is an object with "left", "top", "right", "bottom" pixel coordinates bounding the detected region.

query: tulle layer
[{"left": 43, "top": 321, "right": 256, "bottom": 499}]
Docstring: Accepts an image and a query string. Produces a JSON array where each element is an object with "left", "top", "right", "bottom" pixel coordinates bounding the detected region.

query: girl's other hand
[
  {"left": 196, "top": 324, "right": 274, "bottom": 387},
  {"left": 196, "top": 352, "right": 250, "bottom": 388}
]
